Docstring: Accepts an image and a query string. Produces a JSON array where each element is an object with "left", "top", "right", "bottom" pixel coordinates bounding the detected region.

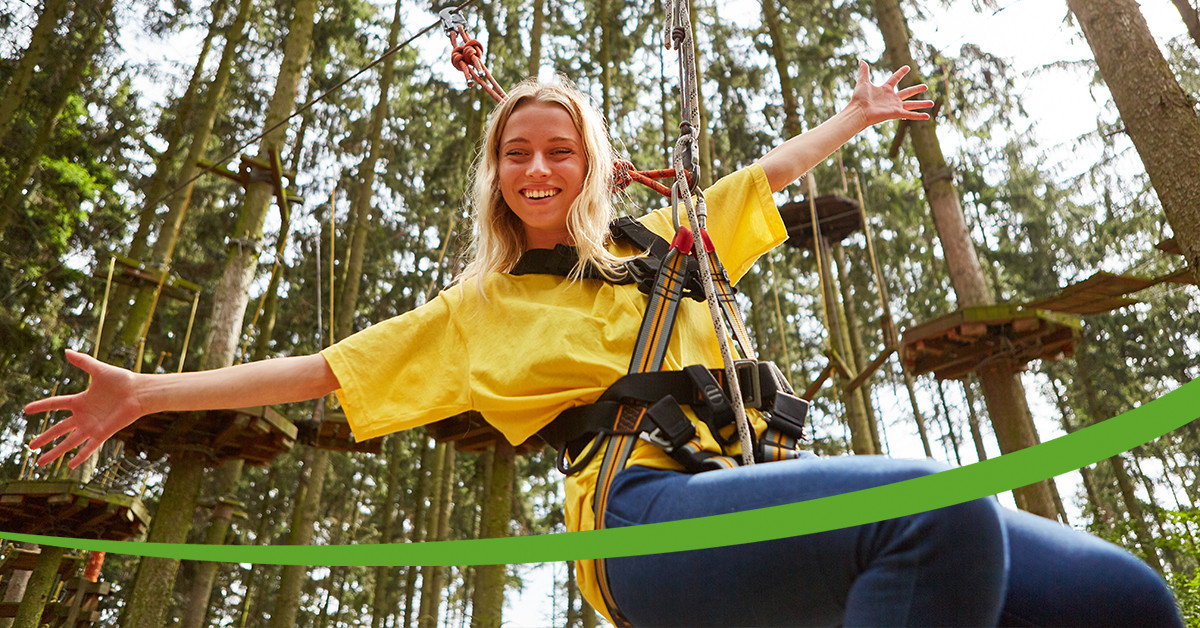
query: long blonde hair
[{"left": 459, "top": 79, "right": 628, "bottom": 284}]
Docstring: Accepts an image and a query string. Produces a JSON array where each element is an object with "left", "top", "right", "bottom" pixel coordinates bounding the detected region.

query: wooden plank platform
[
  {"left": 294, "top": 413, "right": 382, "bottom": 454},
  {"left": 0, "top": 480, "right": 150, "bottom": 540},
  {"left": 900, "top": 305, "right": 1081, "bottom": 380},
  {"left": 426, "top": 412, "right": 542, "bottom": 455},
  {"left": 1024, "top": 271, "right": 1153, "bottom": 315},
  {"left": 778, "top": 195, "right": 863, "bottom": 250},
  {"left": 114, "top": 406, "right": 296, "bottom": 466}
]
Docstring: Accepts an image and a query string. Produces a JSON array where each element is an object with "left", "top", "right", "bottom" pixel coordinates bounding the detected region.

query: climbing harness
[{"left": 437, "top": 4, "right": 811, "bottom": 623}]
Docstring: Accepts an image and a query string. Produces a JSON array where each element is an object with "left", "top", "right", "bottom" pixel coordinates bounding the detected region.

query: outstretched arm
[
  {"left": 756, "top": 61, "right": 933, "bottom": 193},
  {"left": 25, "top": 349, "right": 340, "bottom": 468}
]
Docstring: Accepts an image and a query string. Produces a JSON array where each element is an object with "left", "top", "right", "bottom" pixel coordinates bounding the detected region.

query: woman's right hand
[{"left": 25, "top": 349, "right": 147, "bottom": 469}]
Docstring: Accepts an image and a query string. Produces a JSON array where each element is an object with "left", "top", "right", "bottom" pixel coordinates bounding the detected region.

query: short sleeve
[
  {"left": 320, "top": 293, "right": 471, "bottom": 441},
  {"left": 637, "top": 164, "right": 784, "bottom": 284}
]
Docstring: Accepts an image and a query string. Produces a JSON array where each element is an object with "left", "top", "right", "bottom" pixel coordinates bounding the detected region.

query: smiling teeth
[{"left": 524, "top": 189, "right": 558, "bottom": 199}]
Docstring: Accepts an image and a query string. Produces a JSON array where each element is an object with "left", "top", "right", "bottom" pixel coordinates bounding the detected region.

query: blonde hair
[{"left": 459, "top": 79, "right": 629, "bottom": 285}]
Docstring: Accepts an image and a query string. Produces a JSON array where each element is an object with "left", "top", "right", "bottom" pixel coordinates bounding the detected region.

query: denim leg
[
  {"left": 603, "top": 456, "right": 1008, "bottom": 627},
  {"left": 997, "top": 507, "right": 1183, "bottom": 627}
]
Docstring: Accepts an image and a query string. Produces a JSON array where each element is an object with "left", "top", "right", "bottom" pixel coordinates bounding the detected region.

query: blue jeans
[{"left": 603, "top": 457, "right": 1182, "bottom": 627}]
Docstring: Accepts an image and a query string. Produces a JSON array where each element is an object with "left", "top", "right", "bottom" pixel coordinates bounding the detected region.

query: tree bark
[
  {"left": 471, "top": 440, "right": 516, "bottom": 628},
  {"left": 401, "top": 440, "right": 435, "bottom": 628},
  {"left": 527, "top": 0, "right": 545, "bottom": 78},
  {"left": 760, "top": 0, "right": 802, "bottom": 139},
  {"left": 179, "top": 459, "right": 243, "bottom": 628},
  {"left": 1168, "top": 0, "right": 1200, "bottom": 49},
  {"left": 120, "top": 451, "right": 208, "bottom": 627},
  {"left": 269, "top": 447, "right": 331, "bottom": 628},
  {"left": 419, "top": 443, "right": 455, "bottom": 628},
  {"left": 98, "top": 0, "right": 231, "bottom": 360},
  {"left": 202, "top": 0, "right": 317, "bottom": 369},
  {"left": 873, "top": 0, "right": 1057, "bottom": 518},
  {"left": 1067, "top": 0, "right": 1200, "bottom": 286},
  {"left": 9, "top": 545, "right": 65, "bottom": 628}
]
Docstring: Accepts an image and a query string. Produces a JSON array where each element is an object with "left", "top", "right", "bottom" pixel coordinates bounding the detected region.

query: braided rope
[{"left": 667, "top": 0, "right": 756, "bottom": 466}]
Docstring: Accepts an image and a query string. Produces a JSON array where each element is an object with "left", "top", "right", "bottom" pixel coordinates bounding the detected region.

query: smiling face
[{"left": 497, "top": 102, "right": 588, "bottom": 250}]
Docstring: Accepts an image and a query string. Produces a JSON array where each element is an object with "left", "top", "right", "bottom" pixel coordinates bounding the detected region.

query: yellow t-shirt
[{"left": 321, "top": 164, "right": 785, "bottom": 620}]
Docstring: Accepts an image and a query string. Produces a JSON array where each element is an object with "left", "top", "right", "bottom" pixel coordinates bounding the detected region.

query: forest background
[{"left": 0, "top": 0, "right": 1199, "bottom": 626}]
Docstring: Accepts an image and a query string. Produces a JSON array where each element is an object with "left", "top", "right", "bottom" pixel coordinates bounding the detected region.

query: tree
[
  {"left": 872, "top": 0, "right": 1059, "bottom": 518},
  {"left": 1066, "top": 0, "right": 1200, "bottom": 287}
]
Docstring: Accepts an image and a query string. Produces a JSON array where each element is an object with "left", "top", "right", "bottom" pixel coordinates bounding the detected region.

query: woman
[{"left": 26, "top": 62, "right": 1180, "bottom": 626}]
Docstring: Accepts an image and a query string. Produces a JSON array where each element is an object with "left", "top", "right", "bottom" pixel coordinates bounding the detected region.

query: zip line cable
[{"left": 3, "top": 0, "right": 478, "bottom": 305}]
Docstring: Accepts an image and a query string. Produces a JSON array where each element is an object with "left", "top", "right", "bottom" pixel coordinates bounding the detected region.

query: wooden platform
[
  {"left": 778, "top": 195, "right": 862, "bottom": 250},
  {"left": 900, "top": 304, "right": 1081, "bottom": 380},
  {"left": 1024, "top": 271, "right": 1156, "bottom": 315},
  {"left": 0, "top": 480, "right": 150, "bottom": 540},
  {"left": 426, "top": 412, "right": 542, "bottom": 455},
  {"left": 114, "top": 406, "right": 296, "bottom": 466},
  {"left": 294, "top": 413, "right": 382, "bottom": 454}
]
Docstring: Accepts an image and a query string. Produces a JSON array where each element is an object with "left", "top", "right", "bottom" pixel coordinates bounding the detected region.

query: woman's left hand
[{"left": 851, "top": 60, "right": 934, "bottom": 127}]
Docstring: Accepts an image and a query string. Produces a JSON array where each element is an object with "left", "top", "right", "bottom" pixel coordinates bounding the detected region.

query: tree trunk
[
  {"left": 202, "top": 0, "right": 317, "bottom": 369},
  {"left": 115, "top": 0, "right": 254, "bottom": 363},
  {"left": 419, "top": 443, "right": 455, "bottom": 628},
  {"left": 335, "top": 0, "right": 403, "bottom": 340},
  {"left": 9, "top": 545, "right": 65, "bottom": 628},
  {"left": 98, "top": 0, "right": 231, "bottom": 360},
  {"left": 962, "top": 377, "right": 988, "bottom": 461},
  {"left": 902, "top": 370, "right": 934, "bottom": 459},
  {"left": 402, "top": 439, "right": 435, "bottom": 628},
  {"left": 873, "top": 0, "right": 1057, "bottom": 518},
  {"left": 370, "top": 436, "right": 405, "bottom": 628},
  {"left": 833, "top": 241, "right": 881, "bottom": 453},
  {"left": 1110, "top": 453, "right": 1166, "bottom": 574},
  {"left": 471, "top": 440, "right": 515, "bottom": 628},
  {"left": 1168, "top": 0, "right": 1200, "bottom": 50},
  {"left": 179, "top": 459, "right": 243, "bottom": 628},
  {"left": 527, "top": 0, "right": 545, "bottom": 78},
  {"left": 760, "top": 0, "right": 802, "bottom": 139},
  {"left": 120, "top": 451, "right": 208, "bottom": 628},
  {"left": 1067, "top": 0, "right": 1200, "bottom": 286},
  {"left": 270, "top": 447, "right": 331, "bottom": 628},
  {"left": 0, "top": 0, "right": 71, "bottom": 145}
]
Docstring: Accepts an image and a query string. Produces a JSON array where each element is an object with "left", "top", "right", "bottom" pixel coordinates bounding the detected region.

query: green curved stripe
[{"left": 3, "top": 378, "right": 1198, "bottom": 566}]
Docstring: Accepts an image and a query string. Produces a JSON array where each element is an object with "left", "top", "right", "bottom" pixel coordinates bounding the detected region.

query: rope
[{"left": 666, "top": 0, "right": 755, "bottom": 467}]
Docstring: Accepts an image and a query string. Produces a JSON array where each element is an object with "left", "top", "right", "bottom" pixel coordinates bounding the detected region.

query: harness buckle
[
  {"left": 734, "top": 359, "right": 761, "bottom": 409},
  {"left": 640, "top": 396, "right": 695, "bottom": 451}
]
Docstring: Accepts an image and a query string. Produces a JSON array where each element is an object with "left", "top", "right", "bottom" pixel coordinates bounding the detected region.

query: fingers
[
  {"left": 857, "top": 59, "right": 870, "bottom": 83},
  {"left": 64, "top": 349, "right": 100, "bottom": 374},
  {"left": 29, "top": 417, "right": 76, "bottom": 450},
  {"left": 24, "top": 394, "right": 75, "bottom": 416},
  {"left": 37, "top": 431, "right": 87, "bottom": 467},
  {"left": 68, "top": 440, "right": 104, "bottom": 470},
  {"left": 897, "top": 84, "right": 929, "bottom": 100},
  {"left": 885, "top": 65, "right": 911, "bottom": 87}
]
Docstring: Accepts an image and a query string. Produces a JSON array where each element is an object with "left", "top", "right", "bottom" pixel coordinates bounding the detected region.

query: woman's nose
[{"left": 527, "top": 152, "right": 551, "bottom": 177}]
